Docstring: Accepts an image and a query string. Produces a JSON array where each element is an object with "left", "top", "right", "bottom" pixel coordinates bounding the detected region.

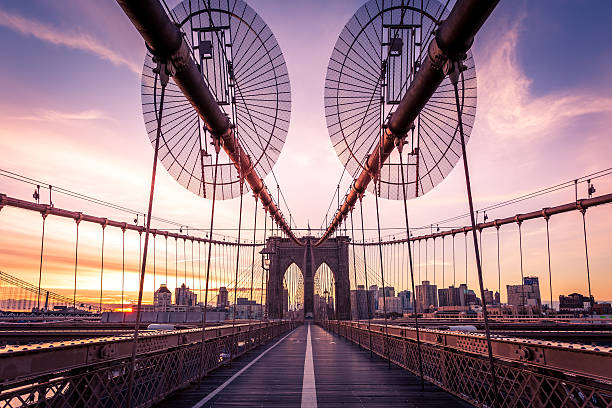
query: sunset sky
[{"left": 0, "top": 0, "right": 611, "bottom": 307}]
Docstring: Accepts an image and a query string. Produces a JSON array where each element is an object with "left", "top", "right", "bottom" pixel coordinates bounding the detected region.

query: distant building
[
  {"left": 593, "top": 302, "right": 612, "bottom": 315},
  {"left": 378, "top": 296, "right": 403, "bottom": 315},
  {"left": 398, "top": 290, "right": 412, "bottom": 312},
  {"left": 369, "top": 285, "right": 379, "bottom": 310},
  {"left": 415, "top": 281, "right": 437, "bottom": 313},
  {"left": 559, "top": 293, "right": 593, "bottom": 314},
  {"left": 314, "top": 292, "right": 334, "bottom": 320},
  {"left": 507, "top": 276, "right": 541, "bottom": 314},
  {"left": 462, "top": 284, "right": 480, "bottom": 306},
  {"left": 437, "top": 284, "right": 480, "bottom": 308},
  {"left": 175, "top": 283, "right": 197, "bottom": 306},
  {"left": 438, "top": 286, "right": 463, "bottom": 307},
  {"left": 483, "top": 289, "right": 498, "bottom": 305},
  {"left": 154, "top": 284, "right": 172, "bottom": 310},
  {"left": 376, "top": 286, "right": 396, "bottom": 314},
  {"left": 216, "top": 287, "right": 229, "bottom": 308},
  {"left": 230, "top": 298, "right": 262, "bottom": 319},
  {"left": 379, "top": 286, "right": 395, "bottom": 298},
  {"left": 350, "top": 285, "right": 371, "bottom": 320}
]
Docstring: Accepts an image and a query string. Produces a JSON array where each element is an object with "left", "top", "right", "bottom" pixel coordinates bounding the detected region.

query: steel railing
[
  {"left": 0, "top": 320, "right": 300, "bottom": 407},
  {"left": 319, "top": 320, "right": 612, "bottom": 408}
]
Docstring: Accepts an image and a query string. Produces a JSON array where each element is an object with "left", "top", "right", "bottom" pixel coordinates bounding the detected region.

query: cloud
[
  {"left": 0, "top": 8, "right": 140, "bottom": 74},
  {"left": 475, "top": 13, "right": 612, "bottom": 138},
  {"left": 13, "top": 109, "right": 112, "bottom": 122}
]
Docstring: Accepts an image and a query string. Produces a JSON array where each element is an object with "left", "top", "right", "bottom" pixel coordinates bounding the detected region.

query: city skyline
[
  {"left": 0, "top": 1, "right": 610, "bottom": 406},
  {"left": 0, "top": 0, "right": 611, "bottom": 305}
]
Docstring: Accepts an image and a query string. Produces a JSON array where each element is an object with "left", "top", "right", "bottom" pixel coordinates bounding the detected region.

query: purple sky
[{"left": 0, "top": 0, "right": 611, "bottom": 304}]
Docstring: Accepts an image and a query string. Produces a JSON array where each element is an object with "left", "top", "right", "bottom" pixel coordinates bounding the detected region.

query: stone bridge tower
[{"left": 265, "top": 236, "right": 350, "bottom": 320}]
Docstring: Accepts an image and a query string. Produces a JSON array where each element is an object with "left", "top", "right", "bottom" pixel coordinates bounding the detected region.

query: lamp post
[{"left": 260, "top": 245, "right": 275, "bottom": 320}]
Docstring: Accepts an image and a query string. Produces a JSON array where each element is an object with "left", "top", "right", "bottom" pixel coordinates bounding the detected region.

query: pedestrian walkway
[{"left": 159, "top": 322, "right": 470, "bottom": 407}]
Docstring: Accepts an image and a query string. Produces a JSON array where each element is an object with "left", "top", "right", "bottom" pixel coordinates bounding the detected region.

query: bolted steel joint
[
  {"left": 152, "top": 55, "right": 174, "bottom": 87},
  {"left": 427, "top": 38, "right": 450, "bottom": 72}
]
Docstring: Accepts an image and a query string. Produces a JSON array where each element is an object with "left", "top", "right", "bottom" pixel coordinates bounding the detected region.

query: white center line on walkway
[
  {"left": 192, "top": 328, "right": 298, "bottom": 408},
  {"left": 301, "top": 323, "right": 317, "bottom": 408}
]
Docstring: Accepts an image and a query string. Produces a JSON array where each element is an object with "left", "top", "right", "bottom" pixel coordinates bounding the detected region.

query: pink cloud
[
  {"left": 475, "top": 14, "right": 612, "bottom": 139},
  {"left": 0, "top": 8, "right": 140, "bottom": 74},
  {"left": 13, "top": 109, "right": 112, "bottom": 122}
]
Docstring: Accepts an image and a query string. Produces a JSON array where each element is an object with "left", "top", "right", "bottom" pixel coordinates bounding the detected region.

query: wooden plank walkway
[{"left": 157, "top": 322, "right": 471, "bottom": 407}]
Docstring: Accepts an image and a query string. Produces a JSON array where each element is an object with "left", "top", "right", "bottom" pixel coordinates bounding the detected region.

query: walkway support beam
[
  {"left": 316, "top": 0, "right": 499, "bottom": 246},
  {"left": 116, "top": 0, "right": 300, "bottom": 245}
]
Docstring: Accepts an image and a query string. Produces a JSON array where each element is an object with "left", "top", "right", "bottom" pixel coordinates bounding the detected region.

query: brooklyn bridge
[{"left": 0, "top": 0, "right": 611, "bottom": 407}]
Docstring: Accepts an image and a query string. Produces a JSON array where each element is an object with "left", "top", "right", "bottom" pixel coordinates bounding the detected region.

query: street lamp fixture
[
  {"left": 260, "top": 246, "right": 276, "bottom": 271},
  {"left": 259, "top": 246, "right": 275, "bottom": 320}
]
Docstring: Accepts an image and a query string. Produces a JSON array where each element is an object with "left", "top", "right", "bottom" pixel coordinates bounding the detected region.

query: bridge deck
[{"left": 158, "top": 322, "right": 470, "bottom": 407}]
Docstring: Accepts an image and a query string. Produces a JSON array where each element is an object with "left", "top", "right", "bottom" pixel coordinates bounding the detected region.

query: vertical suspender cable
[
  {"left": 544, "top": 216, "right": 553, "bottom": 310},
  {"left": 200, "top": 141, "right": 221, "bottom": 377},
  {"left": 496, "top": 225, "right": 501, "bottom": 303},
  {"left": 452, "top": 233, "right": 456, "bottom": 287},
  {"left": 433, "top": 237, "right": 436, "bottom": 286},
  {"left": 165, "top": 235, "right": 168, "bottom": 285},
  {"left": 581, "top": 209, "right": 593, "bottom": 314},
  {"left": 418, "top": 240, "right": 421, "bottom": 283},
  {"left": 373, "top": 175, "right": 390, "bottom": 368},
  {"left": 452, "top": 66, "right": 498, "bottom": 405},
  {"left": 192, "top": 239, "right": 195, "bottom": 291},
  {"left": 358, "top": 197, "right": 373, "bottom": 357},
  {"left": 517, "top": 220, "right": 525, "bottom": 313},
  {"left": 230, "top": 173, "right": 245, "bottom": 364},
  {"left": 479, "top": 228, "right": 483, "bottom": 291},
  {"left": 127, "top": 75, "right": 166, "bottom": 407},
  {"left": 402, "top": 241, "right": 405, "bottom": 295},
  {"left": 260, "top": 209, "right": 268, "bottom": 341},
  {"left": 249, "top": 197, "right": 258, "bottom": 319},
  {"left": 198, "top": 240, "right": 201, "bottom": 310},
  {"left": 464, "top": 231, "right": 468, "bottom": 285},
  {"left": 350, "top": 210, "right": 358, "bottom": 313},
  {"left": 37, "top": 213, "right": 47, "bottom": 311},
  {"left": 397, "top": 149, "right": 425, "bottom": 389},
  {"left": 442, "top": 236, "right": 445, "bottom": 289},
  {"left": 99, "top": 223, "right": 106, "bottom": 312},
  {"left": 73, "top": 219, "right": 80, "bottom": 311},
  {"left": 153, "top": 233, "right": 156, "bottom": 296},
  {"left": 425, "top": 237, "right": 428, "bottom": 281},
  {"left": 121, "top": 227, "right": 126, "bottom": 321},
  {"left": 138, "top": 231, "right": 142, "bottom": 291}
]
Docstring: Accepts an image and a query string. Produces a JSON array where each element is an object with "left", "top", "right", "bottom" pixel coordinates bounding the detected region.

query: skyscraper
[
  {"left": 369, "top": 285, "right": 379, "bottom": 311},
  {"left": 507, "top": 276, "right": 542, "bottom": 314},
  {"left": 398, "top": 290, "right": 412, "bottom": 312},
  {"left": 175, "top": 283, "right": 197, "bottom": 306},
  {"left": 217, "top": 286, "right": 229, "bottom": 308},
  {"left": 438, "top": 286, "right": 463, "bottom": 307},
  {"left": 350, "top": 285, "right": 371, "bottom": 319},
  {"left": 415, "top": 281, "right": 437, "bottom": 313}
]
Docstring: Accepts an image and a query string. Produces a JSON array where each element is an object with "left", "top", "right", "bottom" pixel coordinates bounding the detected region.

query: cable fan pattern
[
  {"left": 325, "top": 0, "right": 477, "bottom": 200},
  {"left": 141, "top": 0, "right": 291, "bottom": 200}
]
